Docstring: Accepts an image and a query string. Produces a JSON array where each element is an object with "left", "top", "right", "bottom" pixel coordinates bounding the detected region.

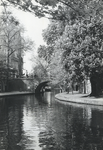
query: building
[{"left": 0, "top": 27, "right": 23, "bottom": 91}]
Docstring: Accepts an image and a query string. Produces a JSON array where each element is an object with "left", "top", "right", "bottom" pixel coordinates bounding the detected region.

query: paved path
[
  {"left": 0, "top": 91, "right": 34, "bottom": 97},
  {"left": 55, "top": 92, "right": 103, "bottom": 106}
]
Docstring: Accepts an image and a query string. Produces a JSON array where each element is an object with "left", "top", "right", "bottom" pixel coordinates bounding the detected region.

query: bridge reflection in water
[{"left": 0, "top": 91, "right": 103, "bottom": 149}]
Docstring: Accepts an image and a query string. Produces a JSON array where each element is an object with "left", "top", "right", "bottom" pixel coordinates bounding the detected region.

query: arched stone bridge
[
  {"left": 21, "top": 78, "right": 51, "bottom": 94},
  {"left": 35, "top": 81, "right": 51, "bottom": 94}
]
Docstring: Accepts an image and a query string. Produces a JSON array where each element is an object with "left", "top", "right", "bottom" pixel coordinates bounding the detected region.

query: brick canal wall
[{"left": 8, "top": 78, "right": 34, "bottom": 92}]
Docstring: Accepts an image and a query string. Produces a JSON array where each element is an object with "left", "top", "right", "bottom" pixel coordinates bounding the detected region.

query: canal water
[{"left": 0, "top": 91, "right": 103, "bottom": 150}]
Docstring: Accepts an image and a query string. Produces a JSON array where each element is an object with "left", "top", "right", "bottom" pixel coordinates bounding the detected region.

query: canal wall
[{"left": 7, "top": 78, "right": 34, "bottom": 92}]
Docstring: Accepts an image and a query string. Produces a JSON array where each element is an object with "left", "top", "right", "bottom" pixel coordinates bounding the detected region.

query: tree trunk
[
  {"left": 90, "top": 72, "right": 103, "bottom": 97},
  {"left": 6, "top": 48, "right": 10, "bottom": 92},
  {"left": 84, "top": 80, "right": 86, "bottom": 94}
]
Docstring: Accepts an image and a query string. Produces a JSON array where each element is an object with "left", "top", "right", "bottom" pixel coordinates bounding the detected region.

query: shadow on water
[{"left": 0, "top": 91, "right": 103, "bottom": 149}]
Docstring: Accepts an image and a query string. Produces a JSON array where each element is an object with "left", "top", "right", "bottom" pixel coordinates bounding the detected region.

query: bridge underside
[{"left": 35, "top": 81, "right": 50, "bottom": 94}]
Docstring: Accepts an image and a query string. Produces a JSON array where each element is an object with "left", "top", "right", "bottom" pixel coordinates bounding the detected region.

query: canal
[{"left": 0, "top": 91, "right": 103, "bottom": 150}]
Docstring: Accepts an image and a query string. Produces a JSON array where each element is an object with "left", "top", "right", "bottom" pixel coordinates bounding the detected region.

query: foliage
[
  {"left": 0, "top": 1, "right": 100, "bottom": 19},
  {"left": 31, "top": 56, "right": 49, "bottom": 82},
  {"left": 62, "top": 17, "right": 103, "bottom": 79},
  {"left": 2, "top": 0, "right": 103, "bottom": 23},
  {"left": 0, "top": 10, "right": 33, "bottom": 57},
  {"left": 38, "top": 45, "right": 54, "bottom": 63},
  {"left": 37, "top": 21, "right": 66, "bottom": 85}
]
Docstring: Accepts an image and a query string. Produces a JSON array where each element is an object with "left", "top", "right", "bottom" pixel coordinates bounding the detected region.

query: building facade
[{"left": 0, "top": 29, "right": 23, "bottom": 91}]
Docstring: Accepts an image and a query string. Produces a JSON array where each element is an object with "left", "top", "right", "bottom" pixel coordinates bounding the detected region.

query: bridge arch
[{"left": 35, "top": 81, "right": 50, "bottom": 94}]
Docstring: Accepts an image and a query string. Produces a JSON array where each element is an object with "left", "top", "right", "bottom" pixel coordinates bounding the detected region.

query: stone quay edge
[{"left": 55, "top": 92, "right": 103, "bottom": 106}]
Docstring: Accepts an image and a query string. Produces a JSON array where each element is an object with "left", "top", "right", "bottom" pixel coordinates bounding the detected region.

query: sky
[{"left": 10, "top": 7, "right": 49, "bottom": 73}]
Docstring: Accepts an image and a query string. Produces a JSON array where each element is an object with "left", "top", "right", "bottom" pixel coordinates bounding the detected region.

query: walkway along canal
[
  {"left": 55, "top": 92, "right": 103, "bottom": 106},
  {"left": 0, "top": 91, "right": 103, "bottom": 149}
]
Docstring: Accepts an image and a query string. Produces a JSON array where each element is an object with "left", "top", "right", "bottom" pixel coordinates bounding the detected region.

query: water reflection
[
  {"left": 0, "top": 96, "right": 24, "bottom": 150},
  {"left": 0, "top": 92, "right": 103, "bottom": 149}
]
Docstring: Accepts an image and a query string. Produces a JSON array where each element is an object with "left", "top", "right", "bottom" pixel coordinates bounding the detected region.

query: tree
[
  {"left": 0, "top": 9, "right": 34, "bottom": 75},
  {"left": 0, "top": 11, "right": 22, "bottom": 76},
  {"left": 30, "top": 54, "right": 49, "bottom": 83},
  {"left": 37, "top": 21, "right": 66, "bottom": 87},
  {"left": 60, "top": 16, "right": 103, "bottom": 96},
  {"left": 38, "top": 45, "right": 54, "bottom": 64}
]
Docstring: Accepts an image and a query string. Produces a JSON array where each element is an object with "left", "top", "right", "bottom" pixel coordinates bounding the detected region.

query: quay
[
  {"left": 55, "top": 92, "right": 103, "bottom": 106},
  {"left": 0, "top": 91, "right": 34, "bottom": 97}
]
